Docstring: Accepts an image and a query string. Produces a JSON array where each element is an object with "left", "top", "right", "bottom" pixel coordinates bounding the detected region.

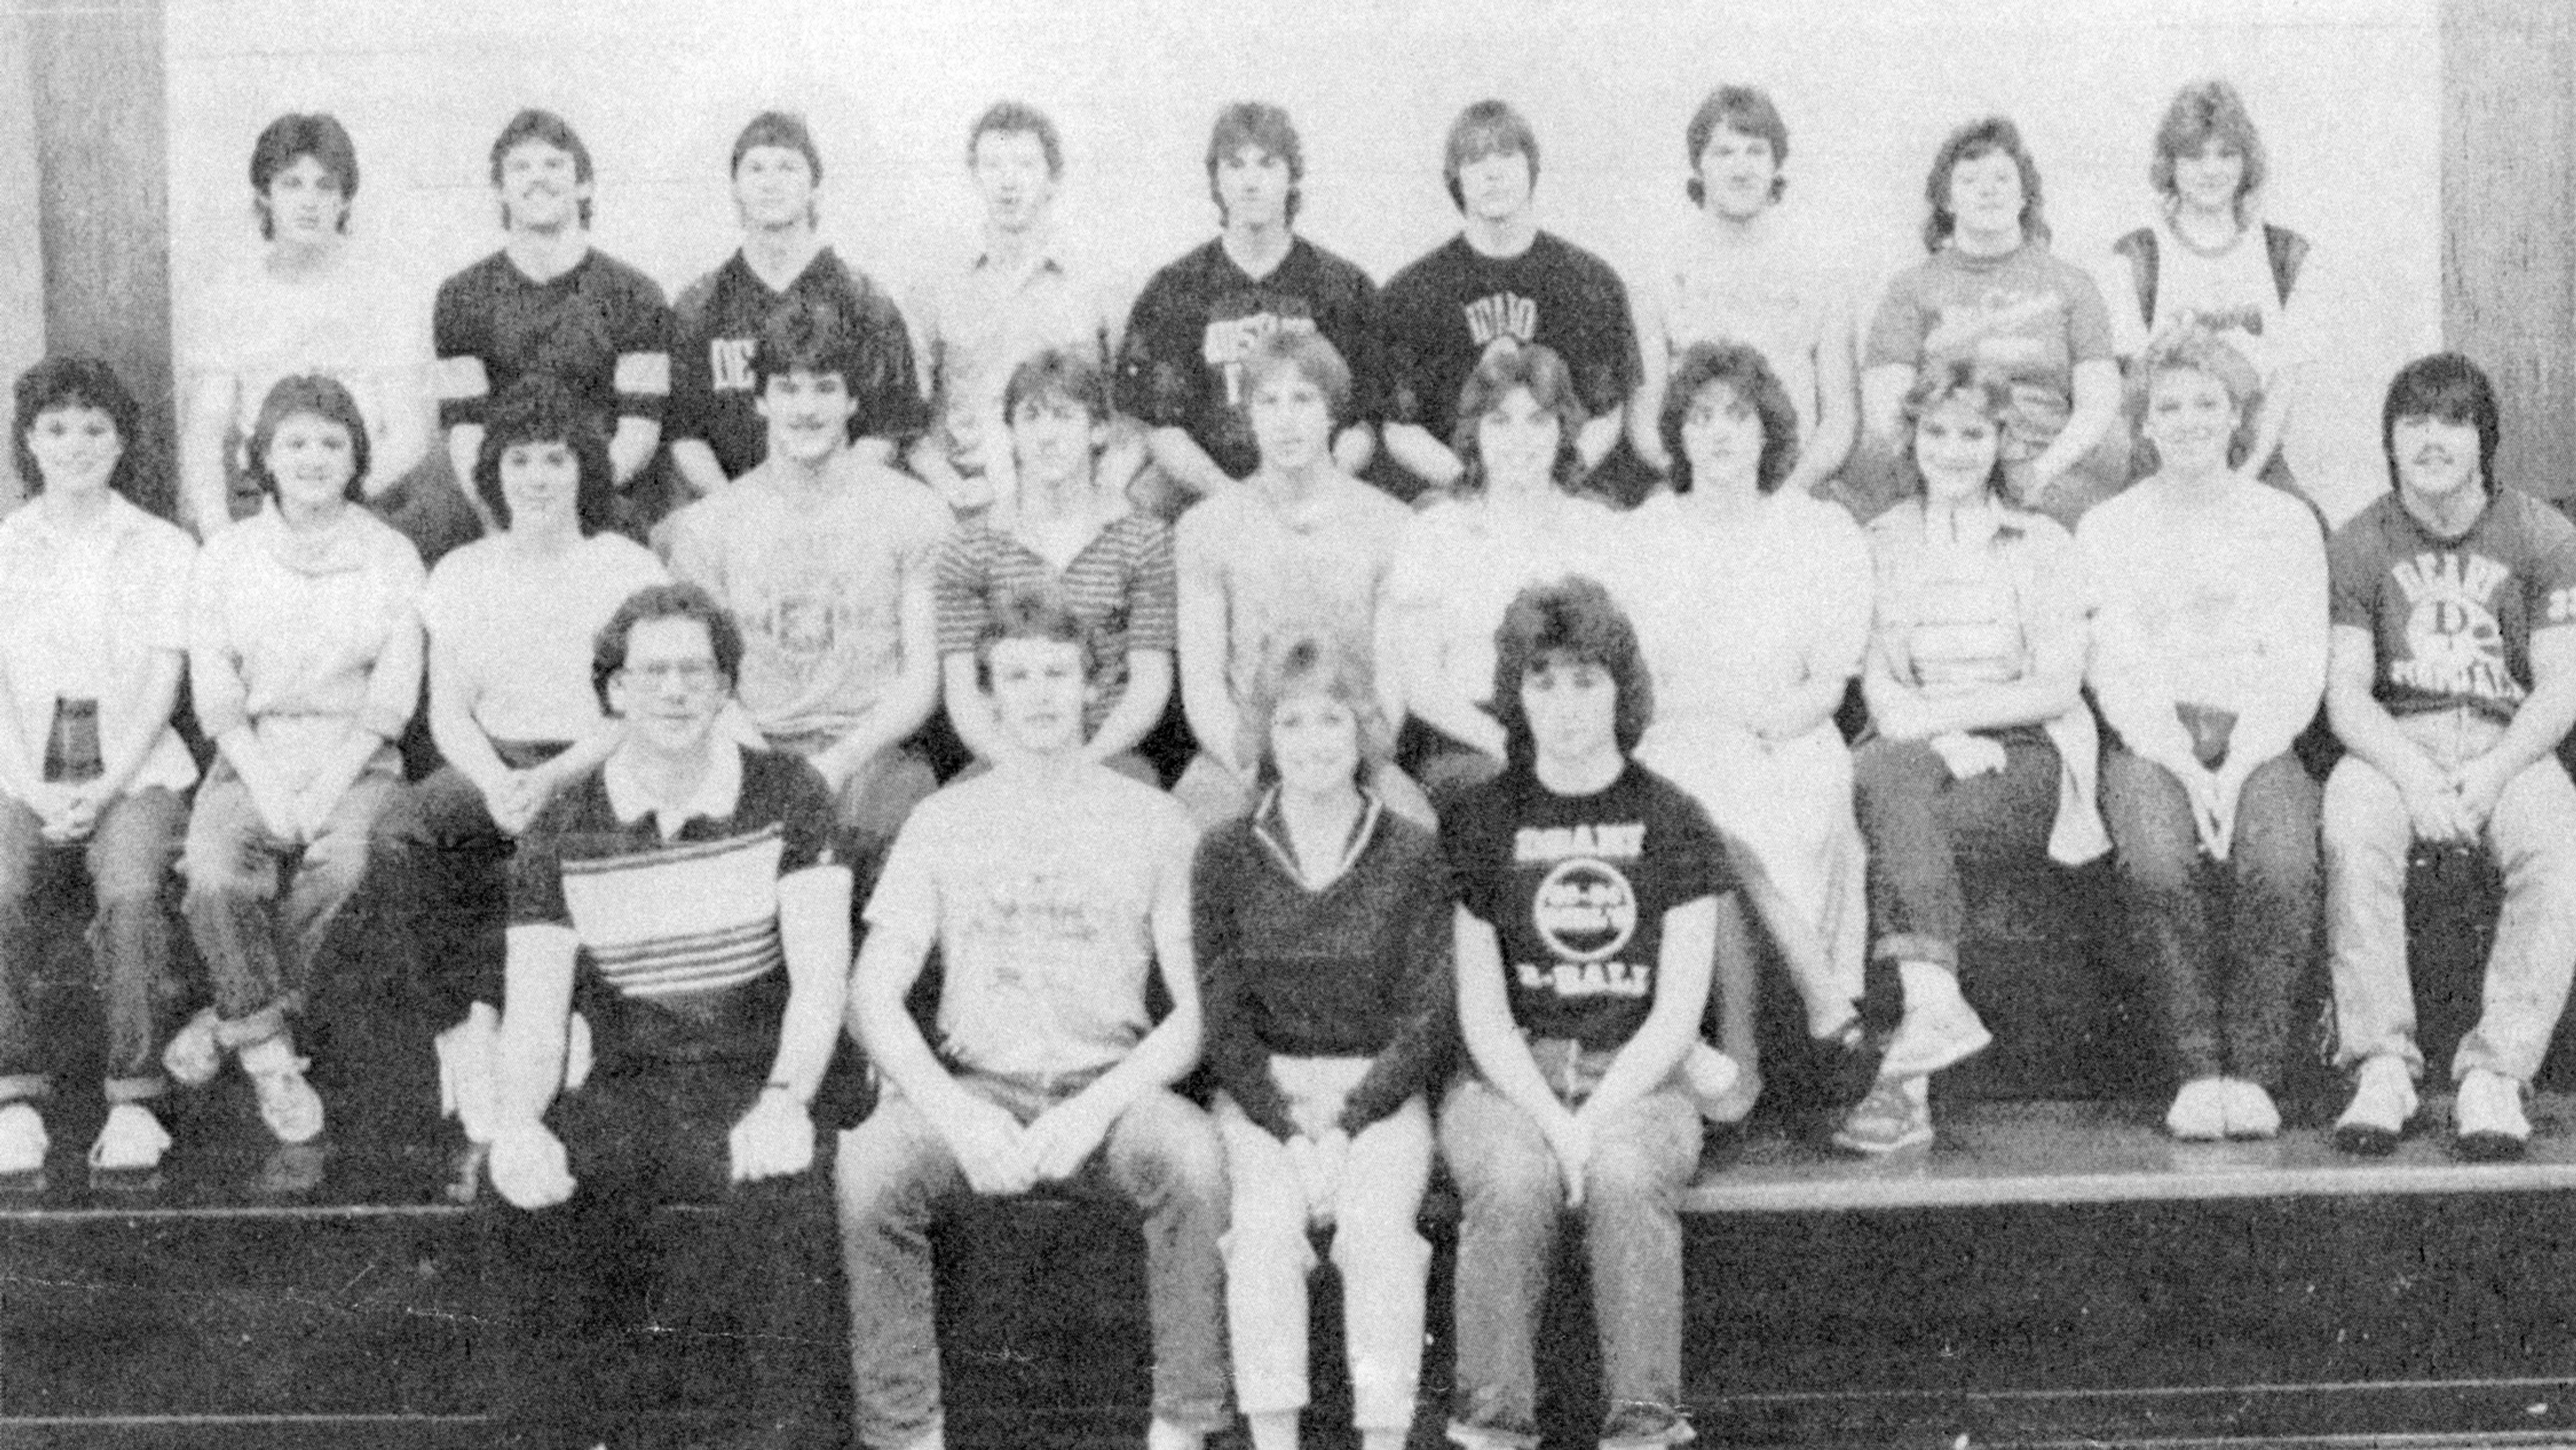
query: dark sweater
[{"left": 1191, "top": 792, "right": 1455, "bottom": 1141}]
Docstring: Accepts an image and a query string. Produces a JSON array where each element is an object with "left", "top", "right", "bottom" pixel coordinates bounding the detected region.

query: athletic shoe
[
  {"left": 2454, "top": 1067, "right": 2530, "bottom": 1161},
  {"left": 1876, "top": 961, "right": 1992, "bottom": 1080},
  {"left": 1679, "top": 1041, "right": 1743, "bottom": 1119},
  {"left": 2220, "top": 1078, "right": 2282, "bottom": 1140},
  {"left": 1831, "top": 1076, "right": 1933, "bottom": 1155},
  {"left": 1814, "top": 1008, "right": 1895, "bottom": 1112},
  {"left": 239, "top": 1037, "right": 325, "bottom": 1145},
  {"left": 87, "top": 1102, "right": 172, "bottom": 1172},
  {"left": 0, "top": 1102, "right": 47, "bottom": 1175},
  {"left": 2331, "top": 1055, "right": 2418, "bottom": 1157},
  {"left": 161, "top": 1006, "right": 222, "bottom": 1088},
  {"left": 2164, "top": 1076, "right": 2229, "bottom": 1141}
]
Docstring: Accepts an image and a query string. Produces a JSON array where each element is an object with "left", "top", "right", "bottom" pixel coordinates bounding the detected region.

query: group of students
[{"left": 1, "top": 69, "right": 2572, "bottom": 1450}]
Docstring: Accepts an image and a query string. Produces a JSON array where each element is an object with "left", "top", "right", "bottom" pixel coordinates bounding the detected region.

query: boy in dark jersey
[
  {"left": 1378, "top": 100, "right": 1638, "bottom": 497},
  {"left": 2324, "top": 354, "right": 2576, "bottom": 1160},
  {"left": 433, "top": 108, "right": 673, "bottom": 536},
  {"left": 486, "top": 582, "right": 853, "bottom": 1449},
  {"left": 1438, "top": 576, "right": 1740, "bottom": 1450},
  {"left": 669, "top": 111, "right": 923, "bottom": 501},
  {"left": 1116, "top": 101, "right": 1379, "bottom": 510}
]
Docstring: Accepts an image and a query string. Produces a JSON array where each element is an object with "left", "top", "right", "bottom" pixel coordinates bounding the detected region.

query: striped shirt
[
  {"left": 932, "top": 512, "right": 1176, "bottom": 735},
  {"left": 510, "top": 743, "right": 837, "bottom": 1075}
]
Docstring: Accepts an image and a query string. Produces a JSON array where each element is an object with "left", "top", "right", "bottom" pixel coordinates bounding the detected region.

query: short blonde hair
[{"left": 1239, "top": 635, "right": 1396, "bottom": 792}]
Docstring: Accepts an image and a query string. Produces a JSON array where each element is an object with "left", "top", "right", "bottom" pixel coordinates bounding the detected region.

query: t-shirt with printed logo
[
  {"left": 1378, "top": 231, "right": 1639, "bottom": 452},
  {"left": 667, "top": 248, "right": 925, "bottom": 480},
  {"left": 1441, "top": 762, "right": 1733, "bottom": 1050},
  {"left": 2328, "top": 488, "right": 2576, "bottom": 725},
  {"left": 1862, "top": 242, "right": 2115, "bottom": 472},
  {"left": 1115, "top": 236, "right": 1380, "bottom": 480}
]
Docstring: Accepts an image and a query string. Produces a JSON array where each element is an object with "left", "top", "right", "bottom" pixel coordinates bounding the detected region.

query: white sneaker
[
  {"left": 2220, "top": 1078, "right": 2281, "bottom": 1140},
  {"left": 239, "top": 1037, "right": 325, "bottom": 1145},
  {"left": 2332, "top": 1055, "right": 2417, "bottom": 1156},
  {"left": 88, "top": 1102, "right": 172, "bottom": 1172},
  {"left": 2455, "top": 1067, "right": 2530, "bottom": 1161},
  {"left": 1877, "top": 961, "right": 1992, "bottom": 1080},
  {"left": 2165, "top": 1076, "right": 2229, "bottom": 1141},
  {"left": 0, "top": 1102, "right": 47, "bottom": 1174},
  {"left": 162, "top": 1006, "right": 222, "bottom": 1088}
]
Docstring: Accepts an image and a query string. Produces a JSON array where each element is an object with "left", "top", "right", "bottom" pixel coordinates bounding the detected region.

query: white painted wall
[{"left": 165, "top": 0, "right": 2440, "bottom": 523}]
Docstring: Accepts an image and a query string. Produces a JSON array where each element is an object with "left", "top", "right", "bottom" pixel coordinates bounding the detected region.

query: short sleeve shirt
[
  {"left": 1442, "top": 762, "right": 1731, "bottom": 1050},
  {"left": 433, "top": 248, "right": 672, "bottom": 433},
  {"left": 0, "top": 495, "right": 200, "bottom": 794},
  {"left": 1174, "top": 473, "right": 1410, "bottom": 711},
  {"left": 1379, "top": 232, "right": 1639, "bottom": 449},
  {"left": 1115, "top": 237, "right": 1380, "bottom": 480},
  {"left": 667, "top": 248, "right": 925, "bottom": 479},
  {"left": 187, "top": 248, "right": 432, "bottom": 446},
  {"left": 913, "top": 242, "right": 1119, "bottom": 476},
  {"left": 419, "top": 531, "right": 667, "bottom": 743},
  {"left": 932, "top": 513, "right": 1175, "bottom": 737},
  {"left": 2328, "top": 488, "right": 2576, "bottom": 725},
  {"left": 1863, "top": 243, "right": 2115, "bottom": 468}
]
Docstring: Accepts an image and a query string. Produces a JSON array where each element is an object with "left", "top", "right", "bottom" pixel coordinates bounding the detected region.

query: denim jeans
[
  {"left": 2325, "top": 709, "right": 2576, "bottom": 1084},
  {"left": 1216, "top": 1057, "right": 1433, "bottom": 1432},
  {"left": 0, "top": 788, "right": 183, "bottom": 1104},
  {"left": 833, "top": 1074, "right": 1232, "bottom": 1449},
  {"left": 180, "top": 749, "right": 402, "bottom": 1049},
  {"left": 1852, "top": 731, "right": 2060, "bottom": 969},
  {"left": 2100, "top": 741, "right": 2319, "bottom": 1087},
  {"left": 1440, "top": 1041, "right": 1701, "bottom": 1450}
]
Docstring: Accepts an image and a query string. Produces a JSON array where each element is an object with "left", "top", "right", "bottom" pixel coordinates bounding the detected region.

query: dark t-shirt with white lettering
[
  {"left": 1441, "top": 761, "right": 1731, "bottom": 1050},
  {"left": 2328, "top": 488, "right": 2576, "bottom": 725},
  {"left": 1379, "top": 231, "right": 1640, "bottom": 451}
]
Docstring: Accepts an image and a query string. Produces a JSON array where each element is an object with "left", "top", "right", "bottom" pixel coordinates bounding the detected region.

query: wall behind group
[{"left": 166, "top": 0, "right": 2440, "bottom": 524}]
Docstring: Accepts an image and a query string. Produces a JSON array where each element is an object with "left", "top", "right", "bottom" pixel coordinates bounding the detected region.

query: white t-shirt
[
  {"left": 1381, "top": 493, "right": 1617, "bottom": 711},
  {"left": 2106, "top": 220, "right": 2305, "bottom": 391},
  {"left": 419, "top": 532, "right": 667, "bottom": 744},
  {"left": 0, "top": 496, "right": 199, "bottom": 795},
  {"left": 1175, "top": 472, "right": 1410, "bottom": 712},
  {"left": 1654, "top": 214, "right": 1856, "bottom": 449},
  {"left": 186, "top": 246, "right": 431, "bottom": 456}
]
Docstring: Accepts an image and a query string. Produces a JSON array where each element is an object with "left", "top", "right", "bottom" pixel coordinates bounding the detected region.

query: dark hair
[
  {"left": 971, "top": 580, "right": 1102, "bottom": 692},
  {"left": 1684, "top": 85, "right": 1789, "bottom": 206},
  {"left": 489, "top": 108, "right": 594, "bottom": 229},
  {"left": 1205, "top": 102, "right": 1303, "bottom": 225},
  {"left": 1240, "top": 634, "right": 1396, "bottom": 792},
  {"left": 2129, "top": 323, "right": 2262, "bottom": 472},
  {"left": 1899, "top": 359, "right": 2016, "bottom": 501},
  {"left": 12, "top": 356, "right": 148, "bottom": 501},
  {"left": 750, "top": 293, "right": 866, "bottom": 397},
  {"left": 1451, "top": 342, "right": 1589, "bottom": 495},
  {"left": 1002, "top": 347, "right": 1114, "bottom": 427},
  {"left": 1443, "top": 99, "right": 1539, "bottom": 211},
  {"left": 1240, "top": 329, "right": 1352, "bottom": 425},
  {"left": 473, "top": 375, "right": 616, "bottom": 533},
  {"left": 2381, "top": 352, "right": 2500, "bottom": 498},
  {"left": 731, "top": 110, "right": 823, "bottom": 184},
  {"left": 1921, "top": 115, "right": 2047, "bottom": 254},
  {"left": 969, "top": 100, "right": 1064, "bottom": 180},
  {"left": 249, "top": 113, "right": 359, "bottom": 240},
  {"left": 1489, "top": 576, "right": 1654, "bottom": 770},
  {"left": 592, "top": 582, "right": 744, "bottom": 712},
  {"left": 2151, "top": 79, "right": 2267, "bottom": 227},
  {"left": 244, "top": 374, "right": 370, "bottom": 503},
  {"left": 1658, "top": 341, "right": 1801, "bottom": 495}
]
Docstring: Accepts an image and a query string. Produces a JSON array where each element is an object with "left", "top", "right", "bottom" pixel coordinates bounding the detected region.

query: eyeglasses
[{"left": 619, "top": 659, "right": 722, "bottom": 690}]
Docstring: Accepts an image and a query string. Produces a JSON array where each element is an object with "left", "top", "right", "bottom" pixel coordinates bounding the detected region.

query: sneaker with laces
[
  {"left": 2332, "top": 1055, "right": 2418, "bottom": 1156},
  {"left": 1877, "top": 961, "right": 1992, "bottom": 1080},
  {"left": 2221, "top": 1078, "right": 2282, "bottom": 1140},
  {"left": 239, "top": 1037, "right": 325, "bottom": 1145},
  {"left": 88, "top": 1102, "right": 172, "bottom": 1172},
  {"left": 0, "top": 1102, "right": 47, "bottom": 1175},
  {"left": 1814, "top": 1008, "right": 1895, "bottom": 1112},
  {"left": 1831, "top": 1076, "right": 1933, "bottom": 1155},
  {"left": 162, "top": 1006, "right": 222, "bottom": 1088},
  {"left": 2454, "top": 1067, "right": 2530, "bottom": 1161},
  {"left": 2164, "top": 1076, "right": 2229, "bottom": 1141}
]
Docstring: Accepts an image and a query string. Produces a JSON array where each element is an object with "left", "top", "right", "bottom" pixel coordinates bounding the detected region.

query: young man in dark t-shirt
[
  {"left": 2324, "top": 353, "right": 2576, "bottom": 1161},
  {"left": 486, "top": 581, "right": 855, "bottom": 1449},
  {"left": 434, "top": 108, "right": 674, "bottom": 536},
  {"left": 668, "top": 111, "right": 924, "bottom": 499},
  {"left": 1438, "top": 575, "right": 1739, "bottom": 1450},
  {"left": 1116, "top": 101, "right": 1379, "bottom": 510},
  {"left": 1378, "top": 101, "right": 1638, "bottom": 497}
]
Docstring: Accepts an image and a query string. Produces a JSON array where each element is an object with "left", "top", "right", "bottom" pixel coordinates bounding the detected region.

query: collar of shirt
[
  {"left": 1248, "top": 783, "right": 1384, "bottom": 888},
  {"left": 603, "top": 735, "right": 746, "bottom": 837},
  {"left": 968, "top": 232, "right": 1069, "bottom": 292},
  {"left": 12, "top": 491, "right": 154, "bottom": 552}
]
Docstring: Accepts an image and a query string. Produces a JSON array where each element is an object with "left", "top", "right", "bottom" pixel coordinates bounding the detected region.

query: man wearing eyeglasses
[
  {"left": 486, "top": 578, "right": 857, "bottom": 1449},
  {"left": 663, "top": 293, "right": 954, "bottom": 894}
]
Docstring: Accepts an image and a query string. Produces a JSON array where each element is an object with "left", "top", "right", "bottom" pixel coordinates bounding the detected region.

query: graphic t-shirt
[
  {"left": 2106, "top": 221, "right": 2306, "bottom": 393},
  {"left": 2329, "top": 488, "right": 2576, "bottom": 724},
  {"left": 1378, "top": 231, "right": 1639, "bottom": 450},
  {"left": 660, "top": 455, "right": 953, "bottom": 740},
  {"left": 1116, "top": 236, "right": 1380, "bottom": 480},
  {"left": 433, "top": 248, "right": 672, "bottom": 434},
  {"left": 865, "top": 764, "right": 1200, "bottom": 1080},
  {"left": 1441, "top": 762, "right": 1732, "bottom": 1050},
  {"left": 1863, "top": 242, "right": 2116, "bottom": 470},
  {"left": 667, "top": 248, "right": 925, "bottom": 479}
]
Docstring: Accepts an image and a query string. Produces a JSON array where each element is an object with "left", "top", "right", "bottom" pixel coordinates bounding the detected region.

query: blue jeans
[
  {"left": 1852, "top": 731, "right": 2060, "bottom": 968},
  {"left": 833, "top": 1074, "right": 1232, "bottom": 1449},
  {"left": 0, "top": 788, "right": 183, "bottom": 1104},
  {"left": 1440, "top": 1042, "right": 1701, "bottom": 1450}
]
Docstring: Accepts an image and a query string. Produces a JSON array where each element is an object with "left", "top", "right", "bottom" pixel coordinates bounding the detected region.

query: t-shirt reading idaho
[
  {"left": 1442, "top": 764, "right": 1733, "bottom": 1049},
  {"left": 2329, "top": 488, "right": 2576, "bottom": 723}
]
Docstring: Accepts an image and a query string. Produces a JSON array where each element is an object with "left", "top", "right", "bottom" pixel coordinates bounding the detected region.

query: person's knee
[
  {"left": 1584, "top": 1133, "right": 1688, "bottom": 1213},
  {"left": 833, "top": 1108, "right": 954, "bottom": 1223},
  {"left": 1112, "top": 1092, "right": 1226, "bottom": 1206}
]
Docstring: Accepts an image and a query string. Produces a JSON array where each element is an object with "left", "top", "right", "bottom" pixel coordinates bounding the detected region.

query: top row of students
[{"left": 174, "top": 79, "right": 2310, "bottom": 551}]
